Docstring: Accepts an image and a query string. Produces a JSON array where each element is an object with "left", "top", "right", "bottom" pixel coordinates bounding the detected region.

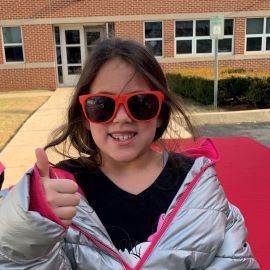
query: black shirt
[{"left": 58, "top": 153, "right": 194, "bottom": 252}]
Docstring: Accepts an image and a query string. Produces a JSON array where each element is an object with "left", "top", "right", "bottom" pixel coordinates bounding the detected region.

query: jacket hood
[
  {"left": 182, "top": 138, "right": 220, "bottom": 162},
  {"left": 152, "top": 138, "right": 219, "bottom": 162}
]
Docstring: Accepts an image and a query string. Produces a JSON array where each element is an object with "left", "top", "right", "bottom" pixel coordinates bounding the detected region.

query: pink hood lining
[
  {"left": 0, "top": 162, "right": 5, "bottom": 174},
  {"left": 182, "top": 138, "right": 220, "bottom": 161}
]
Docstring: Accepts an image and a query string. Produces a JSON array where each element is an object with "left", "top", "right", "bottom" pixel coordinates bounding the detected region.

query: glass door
[{"left": 61, "top": 26, "right": 85, "bottom": 86}]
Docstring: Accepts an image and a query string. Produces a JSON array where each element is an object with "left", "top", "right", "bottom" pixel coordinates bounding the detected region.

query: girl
[{"left": 0, "top": 38, "right": 259, "bottom": 269}]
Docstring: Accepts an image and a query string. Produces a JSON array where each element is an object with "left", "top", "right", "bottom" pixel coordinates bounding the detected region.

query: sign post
[{"left": 210, "top": 16, "right": 224, "bottom": 108}]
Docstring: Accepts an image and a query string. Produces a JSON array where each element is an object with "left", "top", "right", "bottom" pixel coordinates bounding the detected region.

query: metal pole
[
  {"left": 106, "top": 22, "right": 109, "bottom": 38},
  {"left": 214, "top": 38, "right": 218, "bottom": 108}
]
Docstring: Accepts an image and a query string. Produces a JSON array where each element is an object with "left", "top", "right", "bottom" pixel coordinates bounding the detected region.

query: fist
[{"left": 35, "top": 148, "right": 80, "bottom": 226}]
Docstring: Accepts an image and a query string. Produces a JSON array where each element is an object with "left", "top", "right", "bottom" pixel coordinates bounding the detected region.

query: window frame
[
  {"left": 245, "top": 17, "right": 270, "bottom": 53},
  {"left": 174, "top": 18, "right": 234, "bottom": 57},
  {"left": 1, "top": 26, "right": 25, "bottom": 64},
  {"left": 144, "top": 21, "right": 163, "bottom": 58},
  {"left": 53, "top": 26, "right": 64, "bottom": 85}
]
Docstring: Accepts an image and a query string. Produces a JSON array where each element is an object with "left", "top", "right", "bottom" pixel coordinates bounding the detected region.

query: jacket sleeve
[
  {"left": 205, "top": 202, "right": 260, "bottom": 270},
  {"left": 0, "top": 170, "right": 72, "bottom": 269}
]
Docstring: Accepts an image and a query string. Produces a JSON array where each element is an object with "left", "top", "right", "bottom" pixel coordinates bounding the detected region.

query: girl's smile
[{"left": 109, "top": 131, "right": 137, "bottom": 144}]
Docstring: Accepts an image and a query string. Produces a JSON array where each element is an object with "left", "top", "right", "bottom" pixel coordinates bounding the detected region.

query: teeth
[{"left": 111, "top": 134, "right": 134, "bottom": 141}]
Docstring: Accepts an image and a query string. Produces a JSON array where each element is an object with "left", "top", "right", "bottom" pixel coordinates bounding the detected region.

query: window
[
  {"left": 2, "top": 26, "right": 24, "bottom": 62},
  {"left": 219, "top": 19, "right": 234, "bottom": 53},
  {"left": 86, "top": 31, "right": 101, "bottom": 54},
  {"left": 54, "top": 27, "right": 63, "bottom": 84},
  {"left": 175, "top": 19, "right": 234, "bottom": 55},
  {"left": 196, "top": 20, "right": 212, "bottom": 54},
  {"left": 65, "top": 29, "right": 82, "bottom": 75},
  {"left": 144, "top": 22, "right": 163, "bottom": 57},
  {"left": 246, "top": 18, "right": 270, "bottom": 52}
]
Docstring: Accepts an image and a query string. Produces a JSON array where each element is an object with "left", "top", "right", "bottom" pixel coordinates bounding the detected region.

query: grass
[
  {"left": 172, "top": 67, "right": 270, "bottom": 80},
  {"left": 0, "top": 93, "right": 49, "bottom": 151}
]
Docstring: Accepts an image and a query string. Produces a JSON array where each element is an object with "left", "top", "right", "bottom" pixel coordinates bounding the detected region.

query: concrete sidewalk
[
  {"left": 0, "top": 88, "right": 74, "bottom": 187},
  {"left": 1, "top": 87, "right": 270, "bottom": 188}
]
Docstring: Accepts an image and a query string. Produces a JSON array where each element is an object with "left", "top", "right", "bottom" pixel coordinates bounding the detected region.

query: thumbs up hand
[{"left": 35, "top": 148, "right": 80, "bottom": 226}]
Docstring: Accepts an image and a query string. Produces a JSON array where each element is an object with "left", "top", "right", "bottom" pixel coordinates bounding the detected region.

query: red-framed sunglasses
[{"left": 79, "top": 91, "right": 164, "bottom": 124}]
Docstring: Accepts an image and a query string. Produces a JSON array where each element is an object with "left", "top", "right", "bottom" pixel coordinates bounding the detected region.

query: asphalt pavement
[{"left": 198, "top": 122, "right": 270, "bottom": 147}]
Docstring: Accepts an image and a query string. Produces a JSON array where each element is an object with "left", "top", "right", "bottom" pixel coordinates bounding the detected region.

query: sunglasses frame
[{"left": 79, "top": 91, "right": 164, "bottom": 124}]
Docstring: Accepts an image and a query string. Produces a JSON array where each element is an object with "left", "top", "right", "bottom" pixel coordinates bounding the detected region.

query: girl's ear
[
  {"left": 156, "top": 117, "right": 162, "bottom": 128},
  {"left": 84, "top": 120, "right": 91, "bottom": 130}
]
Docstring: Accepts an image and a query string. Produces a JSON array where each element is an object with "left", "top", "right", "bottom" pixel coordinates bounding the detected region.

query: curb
[{"left": 191, "top": 109, "right": 270, "bottom": 125}]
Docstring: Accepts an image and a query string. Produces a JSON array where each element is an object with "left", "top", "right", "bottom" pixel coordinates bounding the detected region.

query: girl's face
[{"left": 87, "top": 57, "right": 162, "bottom": 167}]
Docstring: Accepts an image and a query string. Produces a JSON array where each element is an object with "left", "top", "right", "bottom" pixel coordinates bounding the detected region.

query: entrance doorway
[{"left": 56, "top": 25, "right": 105, "bottom": 87}]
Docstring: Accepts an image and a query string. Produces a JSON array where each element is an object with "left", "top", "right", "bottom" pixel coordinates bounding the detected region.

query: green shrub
[
  {"left": 246, "top": 77, "right": 270, "bottom": 107},
  {"left": 166, "top": 73, "right": 270, "bottom": 108},
  {"left": 166, "top": 73, "right": 213, "bottom": 104},
  {"left": 218, "top": 76, "right": 252, "bottom": 105}
]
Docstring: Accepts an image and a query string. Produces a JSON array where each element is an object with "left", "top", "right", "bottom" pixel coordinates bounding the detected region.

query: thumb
[{"left": 35, "top": 148, "right": 50, "bottom": 178}]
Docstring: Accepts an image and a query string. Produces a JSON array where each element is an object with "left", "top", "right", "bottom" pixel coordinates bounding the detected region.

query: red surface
[{"left": 164, "top": 137, "right": 270, "bottom": 270}]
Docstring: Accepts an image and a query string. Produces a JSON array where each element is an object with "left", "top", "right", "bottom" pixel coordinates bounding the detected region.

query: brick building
[{"left": 0, "top": 0, "right": 270, "bottom": 91}]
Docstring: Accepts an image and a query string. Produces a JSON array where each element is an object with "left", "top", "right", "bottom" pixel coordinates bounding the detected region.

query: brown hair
[{"left": 45, "top": 37, "right": 196, "bottom": 169}]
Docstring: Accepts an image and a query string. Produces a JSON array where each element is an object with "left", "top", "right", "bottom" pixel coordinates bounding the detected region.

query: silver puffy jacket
[{"left": 0, "top": 148, "right": 260, "bottom": 269}]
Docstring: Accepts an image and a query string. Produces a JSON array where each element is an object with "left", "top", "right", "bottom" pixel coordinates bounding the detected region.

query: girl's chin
[
  {"left": 102, "top": 150, "right": 147, "bottom": 164},
  {"left": 107, "top": 154, "right": 139, "bottom": 163}
]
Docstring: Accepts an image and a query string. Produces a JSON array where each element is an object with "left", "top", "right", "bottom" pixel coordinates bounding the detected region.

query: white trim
[
  {"left": 106, "top": 22, "right": 109, "bottom": 38},
  {"left": 1, "top": 26, "right": 25, "bottom": 64},
  {"left": 0, "top": 62, "right": 55, "bottom": 69}
]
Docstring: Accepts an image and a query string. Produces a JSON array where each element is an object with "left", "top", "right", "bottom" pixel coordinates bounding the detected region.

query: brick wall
[
  {"left": 1, "top": 0, "right": 270, "bottom": 20},
  {"left": 115, "top": 21, "right": 143, "bottom": 43},
  {"left": 164, "top": 20, "right": 174, "bottom": 58},
  {"left": 234, "top": 17, "right": 246, "bottom": 54},
  {"left": 0, "top": 68, "right": 56, "bottom": 91},
  {"left": 23, "top": 25, "right": 55, "bottom": 63}
]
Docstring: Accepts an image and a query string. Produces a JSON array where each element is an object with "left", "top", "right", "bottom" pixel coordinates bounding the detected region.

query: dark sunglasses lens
[
  {"left": 85, "top": 96, "right": 115, "bottom": 122},
  {"left": 128, "top": 94, "right": 159, "bottom": 120}
]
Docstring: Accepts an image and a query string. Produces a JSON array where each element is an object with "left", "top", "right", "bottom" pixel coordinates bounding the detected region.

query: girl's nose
[{"left": 112, "top": 104, "right": 132, "bottom": 123}]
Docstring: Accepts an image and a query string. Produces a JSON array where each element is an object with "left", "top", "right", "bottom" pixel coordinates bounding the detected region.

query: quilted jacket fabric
[{"left": 0, "top": 140, "right": 260, "bottom": 269}]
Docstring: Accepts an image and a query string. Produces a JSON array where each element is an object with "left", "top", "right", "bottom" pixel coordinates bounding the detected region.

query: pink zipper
[
  {"left": 71, "top": 223, "right": 132, "bottom": 270},
  {"left": 134, "top": 162, "right": 214, "bottom": 270}
]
